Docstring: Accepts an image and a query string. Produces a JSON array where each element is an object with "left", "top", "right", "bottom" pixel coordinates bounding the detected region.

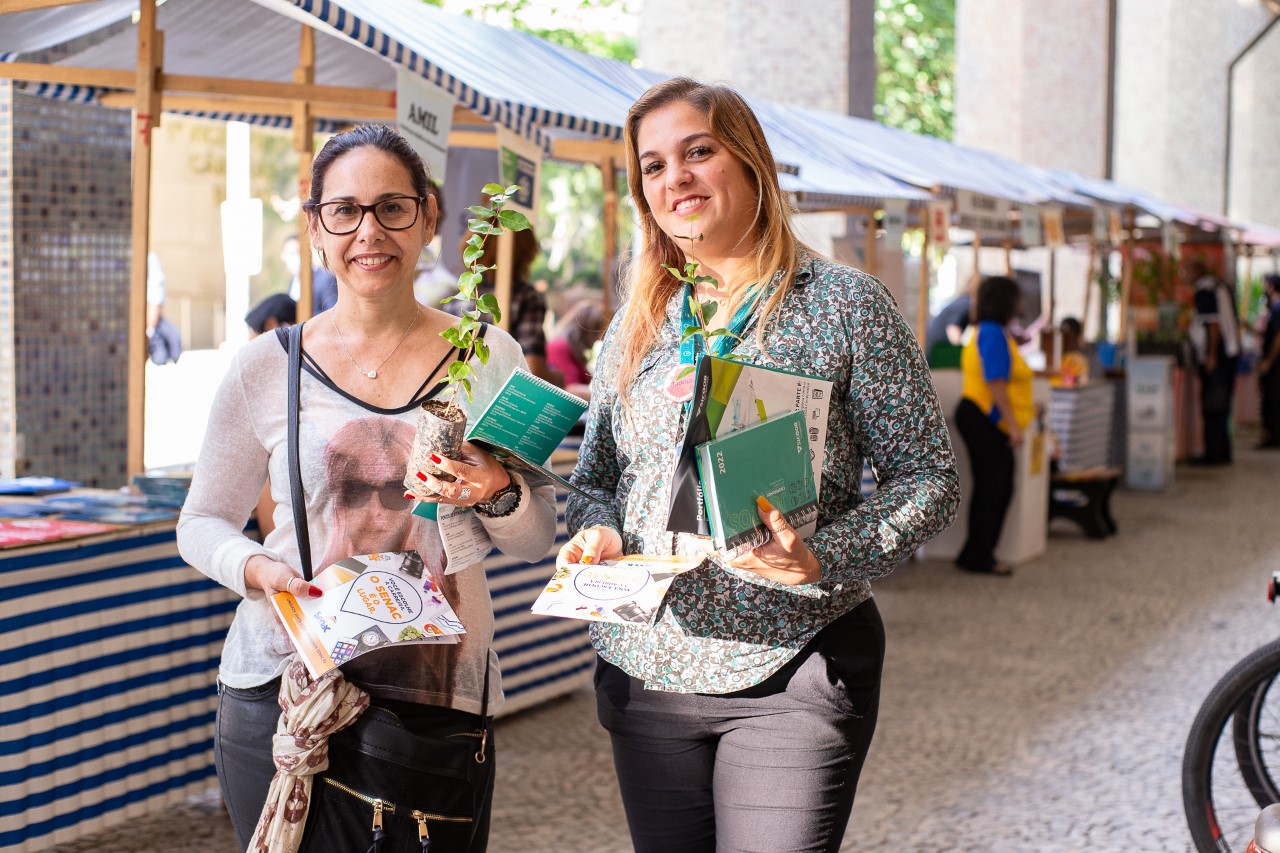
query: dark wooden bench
[{"left": 1048, "top": 466, "right": 1121, "bottom": 539}]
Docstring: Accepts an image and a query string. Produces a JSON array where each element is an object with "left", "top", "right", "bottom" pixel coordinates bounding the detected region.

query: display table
[
  {"left": 0, "top": 478, "right": 586, "bottom": 852},
  {"left": 922, "top": 370, "right": 1049, "bottom": 566}
]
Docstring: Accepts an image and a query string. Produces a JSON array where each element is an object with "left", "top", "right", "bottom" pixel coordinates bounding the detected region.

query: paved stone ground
[{"left": 43, "top": 436, "right": 1280, "bottom": 852}]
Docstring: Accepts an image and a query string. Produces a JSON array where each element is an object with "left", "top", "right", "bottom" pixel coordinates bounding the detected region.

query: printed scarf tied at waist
[{"left": 249, "top": 658, "right": 370, "bottom": 853}]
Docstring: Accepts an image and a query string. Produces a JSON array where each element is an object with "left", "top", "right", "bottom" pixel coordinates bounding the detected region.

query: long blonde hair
[{"left": 613, "top": 78, "right": 809, "bottom": 398}]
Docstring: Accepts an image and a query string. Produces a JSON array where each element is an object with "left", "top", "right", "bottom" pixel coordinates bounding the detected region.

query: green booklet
[
  {"left": 465, "top": 368, "right": 596, "bottom": 501},
  {"left": 695, "top": 409, "right": 818, "bottom": 555}
]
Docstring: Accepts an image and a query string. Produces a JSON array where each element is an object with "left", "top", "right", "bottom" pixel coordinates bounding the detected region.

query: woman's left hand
[
  {"left": 727, "top": 496, "right": 823, "bottom": 586},
  {"left": 410, "top": 442, "right": 511, "bottom": 507}
]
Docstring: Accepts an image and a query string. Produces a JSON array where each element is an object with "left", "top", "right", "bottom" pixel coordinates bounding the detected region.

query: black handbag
[{"left": 283, "top": 324, "right": 493, "bottom": 853}]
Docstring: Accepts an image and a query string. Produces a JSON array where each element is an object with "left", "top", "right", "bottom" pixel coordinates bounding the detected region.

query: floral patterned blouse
[{"left": 567, "top": 251, "right": 960, "bottom": 694}]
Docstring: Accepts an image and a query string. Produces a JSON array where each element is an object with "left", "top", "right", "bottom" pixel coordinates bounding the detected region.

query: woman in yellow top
[{"left": 957, "top": 275, "right": 1033, "bottom": 576}]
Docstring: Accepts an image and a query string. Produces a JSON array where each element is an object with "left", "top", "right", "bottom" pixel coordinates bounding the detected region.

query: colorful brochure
[
  {"left": 411, "top": 367, "right": 595, "bottom": 521},
  {"left": 530, "top": 554, "right": 705, "bottom": 625},
  {"left": 695, "top": 410, "right": 819, "bottom": 555},
  {"left": 666, "top": 355, "right": 831, "bottom": 537},
  {"left": 270, "top": 550, "right": 466, "bottom": 679}
]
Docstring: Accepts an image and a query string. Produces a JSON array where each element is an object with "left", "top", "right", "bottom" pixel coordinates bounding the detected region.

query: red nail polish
[
  {"left": 429, "top": 454, "right": 442, "bottom": 465},
  {"left": 404, "top": 491, "right": 415, "bottom": 500},
  {"left": 308, "top": 586, "right": 323, "bottom": 598},
  {"left": 416, "top": 471, "right": 429, "bottom": 481}
]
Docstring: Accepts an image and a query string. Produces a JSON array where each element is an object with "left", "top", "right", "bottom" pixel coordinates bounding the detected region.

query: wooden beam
[
  {"left": 0, "top": 60, "right": 134, "bottom": 89},
  {"left": 294, "top": 24, "right": 316, "bottom": 322},
  {"left": 98, "top": 90, "right": 396, "bottom": 121},
  {"left": 160, "top": 72, "right": 395, "bottom": 107},
  {"left": 0, "top": 0, "right": 100, "bottom": 12},
  {"left": 601, "top": 158, "right": 618, "bottom": 316},
  {"left": 448, "top": 129, "right": 498, "bottom": 150},
  {"left": 127, "top": 0, "right": 160, "bottom": 480},
  {"left": 550, "top": 137, "right": 624, "bottom": 163}
]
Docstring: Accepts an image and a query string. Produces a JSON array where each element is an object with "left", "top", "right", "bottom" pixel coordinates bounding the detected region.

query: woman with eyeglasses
[{"left": 178, "top": 124, "right": 557, "bottom": 852}]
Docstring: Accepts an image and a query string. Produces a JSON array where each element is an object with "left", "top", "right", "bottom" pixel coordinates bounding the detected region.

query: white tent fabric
[{"left": 0, "top": 0, "right": 136, "bottom": 62}]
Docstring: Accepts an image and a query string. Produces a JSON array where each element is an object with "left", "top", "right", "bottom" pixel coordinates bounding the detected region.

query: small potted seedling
[{"left": 404, "top": 183, "right": 531, "bottom": 497}]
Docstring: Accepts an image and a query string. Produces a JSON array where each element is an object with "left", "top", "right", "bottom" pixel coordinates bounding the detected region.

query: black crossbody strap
[{"left": 287, "top": 323, "right": 314, "bottom": 581}]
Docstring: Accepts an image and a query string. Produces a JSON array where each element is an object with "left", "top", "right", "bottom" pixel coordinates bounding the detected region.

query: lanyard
[{"left": 679, "top": 282, "right": 762, "bottom": 366}]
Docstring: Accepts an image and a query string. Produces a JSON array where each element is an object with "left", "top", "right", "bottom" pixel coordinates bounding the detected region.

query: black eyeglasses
[{"left": 312, "top": 195, "right": 424, "bottom": 235}]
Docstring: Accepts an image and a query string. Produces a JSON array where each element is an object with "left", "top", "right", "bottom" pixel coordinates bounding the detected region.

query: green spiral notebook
[{"left": 695, "top": 409, "right": 819, "bottom": 554}]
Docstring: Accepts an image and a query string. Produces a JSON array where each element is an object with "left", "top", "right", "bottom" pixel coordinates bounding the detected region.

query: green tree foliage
[{"left": 874, "top": 0, "right": 955, "bottom": 140}]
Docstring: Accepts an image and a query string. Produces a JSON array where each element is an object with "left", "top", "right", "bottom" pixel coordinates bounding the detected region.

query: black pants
[
  {"left": 1261, "top": 365, "right": 1280, "bottom": 445},
  {"left": 1200, "top": 356, "right": 1239, "bottom": 463},
  {"left": 595, "top": 599, "right": 884, "bottom": 853},
  {"left": 214, "top": 678, "right": 494, "bottom": 852},
  {"left": 956, "top": 398, "right": 1015, "bottom": 571}
]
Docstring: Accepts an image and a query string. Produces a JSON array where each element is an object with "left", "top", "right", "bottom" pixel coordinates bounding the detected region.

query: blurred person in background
[
  {"left": 955, "top": 275, "right": 1031, "bottom": 577},
  {"left": 283, "top": 233, "right": 339, "bottom": 314},
  {"left": 546, "top": 298, "right": 607, "bottom": 400},
  {"left": 449, "top": 224, "right": 563, "bottom": 387},
  {"left": 1258, "top": 273, "right": 1280, "bottom": 449}
]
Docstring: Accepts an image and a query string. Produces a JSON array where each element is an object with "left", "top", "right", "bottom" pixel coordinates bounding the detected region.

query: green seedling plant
[
  {"left": 438, "top": 183, "right": 531, "bottom": 407},
  {"left": 664, "top": 214, "right": 748, "bottom": 379}
]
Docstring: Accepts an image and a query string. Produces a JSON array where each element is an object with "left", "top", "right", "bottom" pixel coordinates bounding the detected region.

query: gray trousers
[{"left": 595, "top": 598, "right": 884, "bottom": 853}]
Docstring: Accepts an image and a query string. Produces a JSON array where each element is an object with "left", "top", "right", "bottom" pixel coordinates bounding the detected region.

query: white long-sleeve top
[{"left": 177, "top": 324, "right": 557, "bottom": 716}]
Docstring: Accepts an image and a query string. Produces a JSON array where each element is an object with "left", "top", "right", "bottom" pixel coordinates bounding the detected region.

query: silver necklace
[{"left": 332, "top": 307, "right": 419, "bottom": 380}]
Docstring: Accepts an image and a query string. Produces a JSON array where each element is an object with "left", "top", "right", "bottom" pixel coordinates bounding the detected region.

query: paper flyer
[
  {"left": 530, "top": 555, "right": 704, "bottom": 625},
  {"left": 270, "top": 550, "right": 465, "bottom": 679}
]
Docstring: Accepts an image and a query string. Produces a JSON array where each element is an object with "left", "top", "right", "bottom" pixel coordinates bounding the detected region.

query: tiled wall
[{"left": 0, "top": 83, "right": 132, "bottom": 486}]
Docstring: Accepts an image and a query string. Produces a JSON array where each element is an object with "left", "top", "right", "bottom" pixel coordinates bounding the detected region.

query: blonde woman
[{"left": 559, "top": 78, "right": 959, "bottom": 852}]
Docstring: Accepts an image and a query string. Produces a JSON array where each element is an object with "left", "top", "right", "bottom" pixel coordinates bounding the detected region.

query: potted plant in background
[{"left": 404, "top": 183, "right": 531, "bottom": 498}]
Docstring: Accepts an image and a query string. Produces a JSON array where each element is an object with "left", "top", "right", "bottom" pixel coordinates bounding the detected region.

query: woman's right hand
[
  {"left": 1006, "top": 423, "right": 1025, "bottom": 447},
  {"left": 558, "top": 526, "right": 624, "bottom": 567},
  {"left": 244, "top": 554, "right": 322, "bottom": 599}
]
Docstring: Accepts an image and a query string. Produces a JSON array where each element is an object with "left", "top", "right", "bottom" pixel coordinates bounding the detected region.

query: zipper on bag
[{"left": 322, "top": 776, "right": 472, "bottom": 851}]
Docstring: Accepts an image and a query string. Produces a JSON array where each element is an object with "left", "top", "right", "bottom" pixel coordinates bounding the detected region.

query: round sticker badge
[{"left": 664, "top": 364, "right": 696, "bottom": 403}]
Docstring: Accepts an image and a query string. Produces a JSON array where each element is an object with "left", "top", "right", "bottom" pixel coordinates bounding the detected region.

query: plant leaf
[
  {"left": 458, "top": 271, "right": 483, "bottom": 290},
  {"left": 676, "top": 365, "right": 696, "bottom": 379},
  {"left": 460, "top": 377, "right": 473, "bottom": 402},
  {"left": 467, "top": 205, "right": 492, "bottom": 217},
  {"left": 497, "top": 209, "right": 531, "bottom": 231},
  {"left": 440, "top": 327, "right": 465, "bottom": 347},
  {"left": 476, "top": 293, "right": 499, "bottom": 315},
  {"left": 700, "top": 300, "right": 718, "bottom": 323},
  {"left": 463, "top": 244, "right": 484, "bottom": 266},
  {"left": 505, "top": 184, "right": 521, "bottom": 196},
  {"left": 449, "top": 361, "right": 472, "bottom": 381},
  {"left": 482, "top": 182, "right": 505, "bottom": 196},
  {"left": 473, "top": 339, "right": 490, "bottom": 364}
]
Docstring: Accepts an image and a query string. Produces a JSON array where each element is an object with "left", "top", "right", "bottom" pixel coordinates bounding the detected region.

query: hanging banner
[
  {"left": 1018, "top": 204, "right": 1043, "bottom": 247},
  {"left": 927, "top": 201, "right": 952, "bottom": 250},
  {"left": 954, "top": 190, "right": 1012, "bottom": 238},
  {"left": 882, "top": 199, "right": 908, "bottom": 247},
  {"left": 1093, "top": 208, "right": 1110, "bottom": 244},
  {"left": 1041, "top": 205, "right": 1066, "bottom": 248},
  {"left": 396, "top": 70, "right": 455, "bottom": 186},
  {"left": 1162, "top": 220, "right": 1179, "bottom": 258},
  {"left": 495, "top": 126, "right": 541, "bottom": 227}
]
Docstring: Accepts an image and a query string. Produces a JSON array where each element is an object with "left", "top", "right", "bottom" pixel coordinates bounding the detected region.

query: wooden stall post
[
  {"left": 863, "top": 208, "right": 878, "bottom": 279},
  {"left": 916, "top": 224, "right": 931, "bottom": 347},
  {"left": 494, "top": 228, "right": 514, "bottom": 332},
  {"left": 1003, "top": 239, "right": 1013, "bottom": 275},
  {"left": 1083, "top": 237, "right": 1097, "bottom": 339},
  {"left": 1047, "top": 246, "right": 1057, "bottom": 329},
  {"left": 127, "top": 0, "right": 161, "bottom": 480},
  {"left": 1118, "top": 211, "right": 1135, "bottom": 341},
  {"left": 293, "top": 24, "right": 316, "bottom": 321},
  {"left": 601, "top": 158, "right": 618, "bottom": 316}
]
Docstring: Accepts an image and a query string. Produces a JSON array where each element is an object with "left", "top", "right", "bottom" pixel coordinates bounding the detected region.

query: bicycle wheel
[
  {"left": 1234, "top": 670, "right": 1280, "bottom": 806},
  {"left": 1184, "top": 637, "right": 1280, "bottom": 853}
]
